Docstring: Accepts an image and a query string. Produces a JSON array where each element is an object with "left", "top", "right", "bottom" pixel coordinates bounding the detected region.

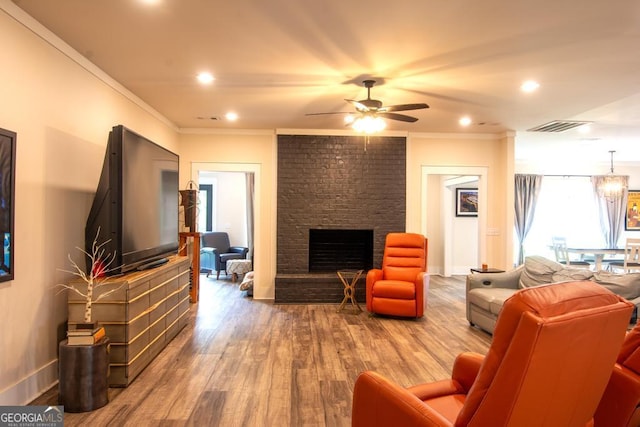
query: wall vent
[{"left": 527, "top": 120, "right": 591, "bottom": 132}]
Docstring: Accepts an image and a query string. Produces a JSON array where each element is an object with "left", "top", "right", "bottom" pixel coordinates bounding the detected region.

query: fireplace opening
[{"left": 308, "top": 229, "right": 373, "bottom": 273}]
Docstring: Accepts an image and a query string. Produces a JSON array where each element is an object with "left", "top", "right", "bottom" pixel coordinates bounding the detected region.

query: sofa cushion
[
  {"left": 519, "top": 256, "right": 564, "bottom": 288},
  {"left": 592, "top": 271, "right": 640, "bottom": 301},
  {"left": 468, "top": 288, "right": 518, "bottom": 316},
  {"left": 552, "top": 268, "right": 594, "bottom": 283}
]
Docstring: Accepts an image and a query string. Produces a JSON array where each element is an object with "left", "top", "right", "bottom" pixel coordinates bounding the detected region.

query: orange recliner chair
[
  {"left": 352, "top": 280, "right": 634, "bottom": 426},
  {"left": 594, "top": 320, "right": 640, "bottom": 426},
  {"left": 366, "top": 233, "right": 428, "bottom": 318}
]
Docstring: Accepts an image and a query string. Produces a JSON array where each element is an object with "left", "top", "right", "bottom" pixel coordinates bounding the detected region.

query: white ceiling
[{"left": 8, "top": 0, "right": 640, "bottom": 161}]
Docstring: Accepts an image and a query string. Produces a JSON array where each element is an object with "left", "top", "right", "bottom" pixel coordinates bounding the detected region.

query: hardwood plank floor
[{"left": 32, "top": 274, "right": 491, "bottom": 426}]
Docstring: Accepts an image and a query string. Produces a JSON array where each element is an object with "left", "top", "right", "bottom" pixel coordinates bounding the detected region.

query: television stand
[
  {"left": 67, "top": 256, "right": 190, "bottom": 386},
  {"left": 137, "top": 257, "right": 169, "bottom": 271}
]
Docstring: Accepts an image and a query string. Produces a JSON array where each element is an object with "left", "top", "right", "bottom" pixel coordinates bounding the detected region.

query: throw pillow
[
  {"left": 519, "top": 255, "right": 564, "bottom": 288},
  {"left": 592, "top": 271, "right": 640, "bottom": 300},
  {"left": 239, "top": 271, "right": 254, "bottom": 291}
]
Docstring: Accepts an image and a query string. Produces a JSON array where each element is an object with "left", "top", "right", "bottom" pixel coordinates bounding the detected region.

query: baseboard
[{"left": 0, "top": 358, "right": 58, "bottom": 405}]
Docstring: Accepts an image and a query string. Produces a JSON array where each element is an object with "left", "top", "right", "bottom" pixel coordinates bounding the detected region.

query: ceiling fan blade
[
  {"left": 378, "top": 112, "right": 419, "bottom": 123},
  {"left": 345, "top": 99, "right": 370, "bottom": 112},
  {"left": 305, "top": 112, "right": 349, "bottom": 116},
  {"left": 379, "top": 103, "right": 429, "bottom": 112}
]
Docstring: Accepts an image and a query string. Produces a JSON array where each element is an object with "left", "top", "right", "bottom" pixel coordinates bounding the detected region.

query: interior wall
[
  {"left": 0, "top": 5, "right": 179, "bottom": 405},
  {"left": 407, "top": 133, "right": 513, "bottom": 271},
  {"left": 450, "top": 183, "right": 479, "bottom": 274}
]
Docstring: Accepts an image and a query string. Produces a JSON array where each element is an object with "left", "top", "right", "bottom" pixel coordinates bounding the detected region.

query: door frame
[{"left": 421, "top": 166, "right": 488, "bottom": 276}]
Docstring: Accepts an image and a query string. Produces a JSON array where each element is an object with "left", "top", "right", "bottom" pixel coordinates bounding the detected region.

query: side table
[
  {"left": 337, "top": 270, "right": 364, "bottom": 313},
  {"left": 58, "top": 337, "right": 110, "bottom": 412},
  {"left": 470, "top": 267, "right": 505, "bottom": 274}
]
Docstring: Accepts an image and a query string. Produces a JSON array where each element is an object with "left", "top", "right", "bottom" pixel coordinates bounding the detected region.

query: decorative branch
[{"left": 54, "top": 227, "right": 124, "bottom": 324}]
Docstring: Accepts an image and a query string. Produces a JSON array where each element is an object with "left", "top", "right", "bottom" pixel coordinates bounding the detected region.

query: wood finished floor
[{"left": 33, "top": 274, "right": 491, "bottom": 426}]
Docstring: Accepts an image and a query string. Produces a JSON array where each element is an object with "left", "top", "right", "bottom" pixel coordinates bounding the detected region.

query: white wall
[{"left": 0, "top": 4, "right": 178, "bottom": 405}]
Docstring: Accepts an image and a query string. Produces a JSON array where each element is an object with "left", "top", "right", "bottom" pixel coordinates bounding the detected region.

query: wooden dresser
[{"left": 67, "top": 256, "right": 191, "bottom": 387}]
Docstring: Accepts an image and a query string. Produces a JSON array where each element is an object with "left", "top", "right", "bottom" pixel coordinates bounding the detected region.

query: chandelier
[{"left": 598, "top": 150, "right": 627, "bottom": 200}]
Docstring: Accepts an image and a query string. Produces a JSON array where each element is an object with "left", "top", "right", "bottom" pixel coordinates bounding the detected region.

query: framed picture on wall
[
  {"left": 0, "top": 128, "right": 15, "bottom": 282},
  {"left": 456, "top": 188, "right": 478, "bottom": 217},
  {"left": 626, "top": 190, "right": 640, "bottom": 231}
]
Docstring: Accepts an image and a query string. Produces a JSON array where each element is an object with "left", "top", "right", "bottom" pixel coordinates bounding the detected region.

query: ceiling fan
[{"left": 306, "top": 79, "right": 429, "bottom": 126}]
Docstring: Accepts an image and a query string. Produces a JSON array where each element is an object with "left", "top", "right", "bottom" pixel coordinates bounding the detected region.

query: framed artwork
[
  {"left": 626, "top": 190, "right": 640, "bottom": 231},
  {"left": 0, "top": 128, "right": 15, "bottom": 282},
  {"left": 456, "top": 188, "right": 478, "bottom": 217}
]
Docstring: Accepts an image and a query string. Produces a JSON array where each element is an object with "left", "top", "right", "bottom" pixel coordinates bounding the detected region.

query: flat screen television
[{"left": 85, "top": 125, "right": 179, "bottom": 275}]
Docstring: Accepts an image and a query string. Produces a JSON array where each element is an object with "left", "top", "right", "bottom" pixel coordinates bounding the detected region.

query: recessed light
[
  {"left": 225, "top": 112, "right": 238, "bottom": 121},
  {"left": 521, "top": 80, "right": 540, "bottom": 93},
  {"left": 196, "top": 72, "right": 214, "bottom": 85},
  {"left": 459, "top": 116, "right": 472, "bottom": 127}
]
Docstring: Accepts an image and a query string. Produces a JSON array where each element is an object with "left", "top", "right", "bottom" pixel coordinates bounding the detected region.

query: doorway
[
  {"left": 191, "top": 162, "right": 260, "bottom": 293},
  {"left": 421, "top": 166, "right": 488, "bottom": 276}
]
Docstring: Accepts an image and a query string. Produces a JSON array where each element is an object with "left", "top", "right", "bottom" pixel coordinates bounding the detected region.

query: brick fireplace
[{"left": 275, "top": 134, "right": 406, "bottom": 303}]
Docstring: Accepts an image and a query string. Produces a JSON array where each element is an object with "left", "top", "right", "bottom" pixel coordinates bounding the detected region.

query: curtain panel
[
  {"left": 514, "top": 174, "right": 543, "bottom": 265},
  {"left": 591, "top": 175, "right": 628, "bottom": 248}
]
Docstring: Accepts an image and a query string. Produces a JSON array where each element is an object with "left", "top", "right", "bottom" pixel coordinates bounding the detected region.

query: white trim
[
  {"left": 410, "top": 132, "right": 506, "bottom": 140},
  {"left": 276, "top": 128, "right": 408, "bottom": 137},
  {"left": 0, "top": 358, "right": 58, "bottom": 405},
  {"left": 179, "top": 128, "right": 275, "bottom": 136}
]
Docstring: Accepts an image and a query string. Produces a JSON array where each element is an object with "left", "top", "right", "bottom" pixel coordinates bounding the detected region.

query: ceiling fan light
[{"left": 352, "top": 115, "right": 386, "bottom": 134}]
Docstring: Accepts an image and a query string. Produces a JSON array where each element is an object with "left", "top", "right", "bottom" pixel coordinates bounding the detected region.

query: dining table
[{"left": 565, "top": 247, "right": 625, "bottom": 271}]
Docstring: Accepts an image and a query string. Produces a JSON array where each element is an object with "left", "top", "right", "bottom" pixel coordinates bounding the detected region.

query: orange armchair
[
  {"left": 353, "top": 280, "right": 633, "bottom": 426},
  {"left": 366, "top": 233, "right": 428, "bottom": 318},
  {"left": 594, "top": 320, "right": 640, "bottom": 426}
]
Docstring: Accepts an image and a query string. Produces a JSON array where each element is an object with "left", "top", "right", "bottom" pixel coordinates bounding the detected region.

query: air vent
[
  {"left": 527, "top": 120, "right": 591, "bottom": 132},
  {"left": 196, "top": 116, "right": 219, "bottom": 121}
]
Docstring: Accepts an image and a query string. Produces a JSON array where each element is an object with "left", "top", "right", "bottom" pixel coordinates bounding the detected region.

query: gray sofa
[{"left": 466, "top": 255, "right": 640, "bottom": 334}]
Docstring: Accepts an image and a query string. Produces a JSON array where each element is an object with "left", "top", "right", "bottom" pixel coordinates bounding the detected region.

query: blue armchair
[{"left": 200, "top": 232, "right": 249, "bottom": 279}]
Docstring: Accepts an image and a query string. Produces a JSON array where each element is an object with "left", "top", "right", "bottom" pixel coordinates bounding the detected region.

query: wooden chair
[
  {"left": 609, "top": 238, "right": 640, "bottom": 273},
  {"left": 551, "top": 237, "right": 592, "bottom": 268}
]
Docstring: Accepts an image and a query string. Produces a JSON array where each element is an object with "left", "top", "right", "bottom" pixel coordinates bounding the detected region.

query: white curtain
[
  {"left": 245, "top": 172, "right": 255, "bottom": 262},
  {"left": 514, "top": 174, "right": 543, "bottom": 265},
  {"left": 591, "top": 175, "right": 628, "bottom": 248}
]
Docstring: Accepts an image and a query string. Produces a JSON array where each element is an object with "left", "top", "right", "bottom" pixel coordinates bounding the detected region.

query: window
[
  {"left": 523, "top": 176, "right": 603, "bottom": 259},
  {"left": 198, "top": 181, "right": 217, "bottom": 232}
]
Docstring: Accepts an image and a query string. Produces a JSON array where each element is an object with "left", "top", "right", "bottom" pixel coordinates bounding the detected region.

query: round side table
[{"left": 58, "top": 337, "right": 110, "bottom": 412}]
